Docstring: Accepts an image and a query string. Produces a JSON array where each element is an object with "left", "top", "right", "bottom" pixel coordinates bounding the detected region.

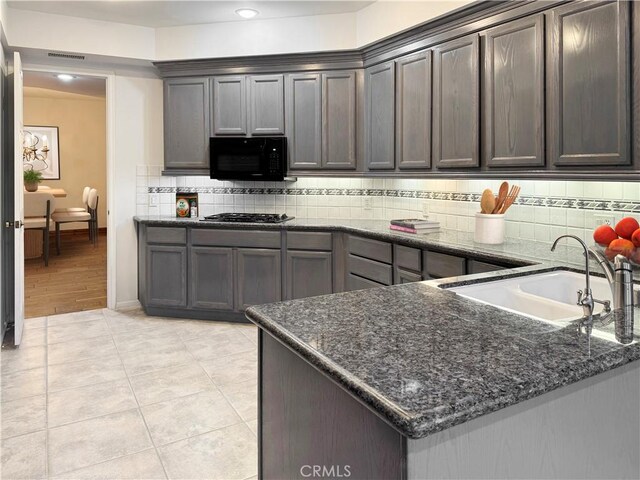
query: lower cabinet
[
  {"left": 189, "top": 247, "right": 235, "bottom": 310},
  {"left": 236, "top": 249, "right": 282, "bottom": 310},
  {"left": 286, "top": 250, "right": 333, "bottom": 300},
  {"left": 146, "top": 245, "right": 188, "bottom": 307}
]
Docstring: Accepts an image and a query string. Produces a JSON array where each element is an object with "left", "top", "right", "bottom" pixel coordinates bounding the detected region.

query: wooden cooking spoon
[
  {"left": 480, "top": 189, "right": 496, "bottom": 214},
  {"left": 492, "top": 181, "right": 509, "bottom": 214}
]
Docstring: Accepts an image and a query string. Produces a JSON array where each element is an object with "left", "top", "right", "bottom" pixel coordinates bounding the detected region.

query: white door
[{"left": 13, "top": 52, "right": 24, "bottom": 346}]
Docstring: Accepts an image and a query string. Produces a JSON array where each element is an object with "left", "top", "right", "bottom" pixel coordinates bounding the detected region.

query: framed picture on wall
[{"left": 23, "top": 125, "right": 60, "bottom": 180}]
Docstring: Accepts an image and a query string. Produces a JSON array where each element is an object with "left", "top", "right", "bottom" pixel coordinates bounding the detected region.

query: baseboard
[{"left": 115, "top": 300, "right": 141, "bottom": 311}]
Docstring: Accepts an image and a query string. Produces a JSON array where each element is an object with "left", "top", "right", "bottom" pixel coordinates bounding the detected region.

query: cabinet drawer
[
  {"left": 191, "top": 229, "right": 281, "bottom": 248},
  {"left": 287, "top": 231, "right": 332, "bottom": 251},
  {"left": 467, "top": 259, "right": 506, "bottom": 274},
  {"left": 347, "top": 273, "right": 385, "bottom": 291},
  {"left": 348, "top": 235, "right": 392, "bottom": 264},
  {"left": 348, "top": 254, "right": 392, "bottom": 285},
  {"left": 147, "top": 227, "right": 186, "bottom": 245},
  {"left": 393, "top": 244, "right": 421, "bottom": 271},
  {"left": 394, "top": 267, "right": 422, "bottom": 285},
  {"left": 424, "top": 251, "right": 466, "bottom": 279}
]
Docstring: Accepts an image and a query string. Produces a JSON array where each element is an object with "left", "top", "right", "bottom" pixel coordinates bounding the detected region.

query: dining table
[{"left": 24, "top": 186, "right": 68, "bottom": 259}]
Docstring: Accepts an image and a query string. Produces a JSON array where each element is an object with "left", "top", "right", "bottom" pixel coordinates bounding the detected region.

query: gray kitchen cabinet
[
  {"left": 365, "top": 61, "right": 395, "bottom": 170},
  {"left": 236, "top": 248, "right": 282, "bottom": 310},
  {"left": 423, "top": 250, "right": 466, "bottom": 279},
  {"left": 547, "top": 1, "right": 630, "bottom": 167},
  {"left": 394, "top": 267, "right": 422, "bottom": 285},
  {"left": 467, "top": 259, "right": 506, "bottom": 275},
  {"left": 249, "top": 74, "right": 285, "bottom": 135},
  {"left": 145, "top": 245, "right": 188, "bottom": 307},
  {"left": 286, "top": 250, "right": 333, "bottom": 300},
  {"left": 395, "top": 50, "right": 432, "bottom": 170},
  {"left": 164, "top": 77, "right": 210, "bottom": 170},
  {"left": 484, "top": 15, "right": 544, "bottom": 167},
  {"left": 189, "top": 247, "right": 235, "bottom": 310},
  {"left": 212, "top": 76, "right": 247, "bottom": 135},
  {"left": 432, "top": 34, "right": 480, "bottom": 168},
  {"left": 286, "top": 74, "right": 322, "bottom": 169},
  {"left": 322, "top": 71, "right": 357, "bottom": 169}
]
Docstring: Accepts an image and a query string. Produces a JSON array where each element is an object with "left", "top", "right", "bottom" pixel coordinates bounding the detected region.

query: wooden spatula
[
  {"left": 480, "top": 189, "right": 495, "bottom": 214},
  {"left": 492, "top": 181, "right": 509, "bottom": 214}
]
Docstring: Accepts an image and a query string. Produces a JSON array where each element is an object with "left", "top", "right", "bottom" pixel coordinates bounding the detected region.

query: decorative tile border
[{"left": 149, "top": 186, "right": 640, "bottom": 213}]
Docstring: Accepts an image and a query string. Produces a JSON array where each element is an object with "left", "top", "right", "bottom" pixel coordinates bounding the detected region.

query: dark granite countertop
[
  {"left": 134, "top": 215, "right": 591, "bottom": 270},
  {"left": 246, "top": 272, "right": 640, "bottom": 439}
]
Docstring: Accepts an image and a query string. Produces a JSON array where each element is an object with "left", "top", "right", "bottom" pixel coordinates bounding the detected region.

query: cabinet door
[
  {"left": 286, "top": 74, "right": 322, "bottom": 169},
  {"left": 249, "top": 75, "right": 285, "bottom": 135},
  {"left": 286, "top": 250, "right": 332, "bottom": 300},
  {"left": 189, "top": 247, "right": 234, "bottom": 310},
  {"left": 322, "top": 71, "right": 357, "bottom": 169},
  {"left": 484, "top": 15, "right": 544, "bottom": 167},
  {"left": 393, "top": 267, "right": 422, "bottom": 285},
  {"left": 365, "top": 61, "right": 395, "bottom": 170},
  {"left": 396, "top": 50, "right": 432, "bottom": 169},
  {"left": 467, "top": 259, "right": 506, "bottom": 275},
  {"left": 212, "top": 76, "right": 247, "bottom": 135},
  {"left": 236, "top": 248, "right": 282, "bottom": 310},
  {"left": 548, "top": 1, "right": 630, "bottom": 167},
  {"left": 145, "top": 245, "right": 187, "bottom": 307},
  {"left": 164, "top": 77, "right": 210, "bottom": 170},
  {"left": 433, "top": 35, "right": 479, "bottom": 168}
]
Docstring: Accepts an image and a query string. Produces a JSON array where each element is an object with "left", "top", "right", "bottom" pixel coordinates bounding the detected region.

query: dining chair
[
  {"left": 24, "top": 191, "right": 56, "bottom": 266},
  {"left": 51, "top": 188, "right": 99, "bottom": 254}
]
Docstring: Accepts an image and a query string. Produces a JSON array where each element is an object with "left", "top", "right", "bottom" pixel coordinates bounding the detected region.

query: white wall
[
  {"left": 356, "top": 0, "right": 474, "bottom": 47},
  {"left": 156, "top": 13, "right": 356, "bottom": 61},
  {"left": 6, "top": 8, "right": 155, "bottom": 60},
  {"left": 113, "top": 74, "right": 163, "bottom": 308}
]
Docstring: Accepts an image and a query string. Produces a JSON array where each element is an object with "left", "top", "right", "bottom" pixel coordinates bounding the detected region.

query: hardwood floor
[{"left": 24, "top": 230, "right": 107, "bottom": 318}]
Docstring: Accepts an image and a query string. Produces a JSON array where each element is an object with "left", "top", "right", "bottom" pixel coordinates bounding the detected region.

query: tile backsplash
[{"left": 136, "top": 166, "right": 640, "bottom": 244}]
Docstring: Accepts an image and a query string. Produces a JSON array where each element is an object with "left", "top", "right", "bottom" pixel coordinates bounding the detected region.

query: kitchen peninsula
[{"left": 246, "top": 279, "right": 640, "bottom": 479}]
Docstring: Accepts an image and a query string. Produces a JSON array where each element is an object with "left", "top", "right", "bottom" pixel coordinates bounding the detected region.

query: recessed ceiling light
[
  {"left": 56, "top": 74, "right": 75, "bottom": 81},
  {"left": 235, "top": 8, "right": 258, "bottom": 19}
]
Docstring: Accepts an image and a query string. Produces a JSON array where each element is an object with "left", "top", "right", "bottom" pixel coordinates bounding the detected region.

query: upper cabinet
[
  {"left": 322, "top": 71, "right": 357, "bottom": 170},
  {"left": 164, "top": 77, "right": 211, "bottom": 171},
  {"left": 285, "top": 70, "right": 358, "bottom": 171},
  {"left": 365, "top": 61, "right": 396, "bottom": 170},
  {"left": 483, "top": 15, "right": 544, "bottom": 168},
  {"left": 395, "top": 50, "right": 432, "bottom": 170},
  {"left": 248, "top": 74, "right": 285, "bottom": 135},
  {"left": 547, "top": 1, "right": 630, "bottom": 167},
  {"left": 286, "top": 74, "right": 322, "bottom": 169},
  {"left": 212, "top": 76, "right": 247, "bottom": 135},
  {"left": 432, "top": 34, "right": 480, "bottom": 169}
]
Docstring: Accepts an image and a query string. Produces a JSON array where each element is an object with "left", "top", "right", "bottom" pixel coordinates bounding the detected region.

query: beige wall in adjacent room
[{"left": 24, "top": 86, "right": 107, "bottom": 230}]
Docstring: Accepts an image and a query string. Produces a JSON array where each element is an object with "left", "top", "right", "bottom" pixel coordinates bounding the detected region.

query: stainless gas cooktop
[{"left": 202, "top": 213, "right": 293, "bottom": 223}]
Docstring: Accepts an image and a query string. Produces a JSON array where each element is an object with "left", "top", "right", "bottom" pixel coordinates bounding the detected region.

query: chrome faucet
[{"left": 551, "top": 234, "right": 634, "bottom": 344}]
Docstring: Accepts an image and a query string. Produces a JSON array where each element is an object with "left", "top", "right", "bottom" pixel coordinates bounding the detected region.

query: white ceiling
[
  {"left": 23, "top": 71, "right": 106, "bottom": 98},
  {"left": 7, "top": 1, "right": 375, "bottom": 28}
]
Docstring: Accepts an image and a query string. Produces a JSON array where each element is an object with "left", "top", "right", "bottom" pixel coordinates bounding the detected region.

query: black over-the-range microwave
[{"left": 209, "top": 137, "right": 287, "bottom": 181}]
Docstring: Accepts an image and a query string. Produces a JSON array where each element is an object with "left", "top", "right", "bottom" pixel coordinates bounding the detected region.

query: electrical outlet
[
  {"left": 149, "top": 193, "right": 159, "bottom": 206},
  {"left": 422, "top": 202, "right": 430, "bottom": 216},
  {"left": 594, "top": 213, "right": 616, "bottom": 228},
  {"left": 363, "top": 197, "right": 373, "bottom": 210}
]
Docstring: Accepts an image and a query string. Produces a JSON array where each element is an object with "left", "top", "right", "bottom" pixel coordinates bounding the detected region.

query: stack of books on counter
[{"left": 389, "top": 218, "right": 440, "bottom": 234}]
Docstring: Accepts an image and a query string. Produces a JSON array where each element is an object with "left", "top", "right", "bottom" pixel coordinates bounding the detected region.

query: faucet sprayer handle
[
  {"left": 614, "top": 254, "right": 633, "bottom": 271},
  {"left": 576, "top": 290, "right": 583, "bottom": 305}
]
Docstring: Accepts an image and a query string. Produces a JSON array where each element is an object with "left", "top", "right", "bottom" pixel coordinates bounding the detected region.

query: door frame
[{"left": 21, "top": 64, "right": 117, "bottom": 310}]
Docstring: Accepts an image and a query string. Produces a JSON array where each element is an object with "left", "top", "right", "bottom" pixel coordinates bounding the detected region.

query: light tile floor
[{"left": 1, "top": 308, "right": 259, "bottom": 480}]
